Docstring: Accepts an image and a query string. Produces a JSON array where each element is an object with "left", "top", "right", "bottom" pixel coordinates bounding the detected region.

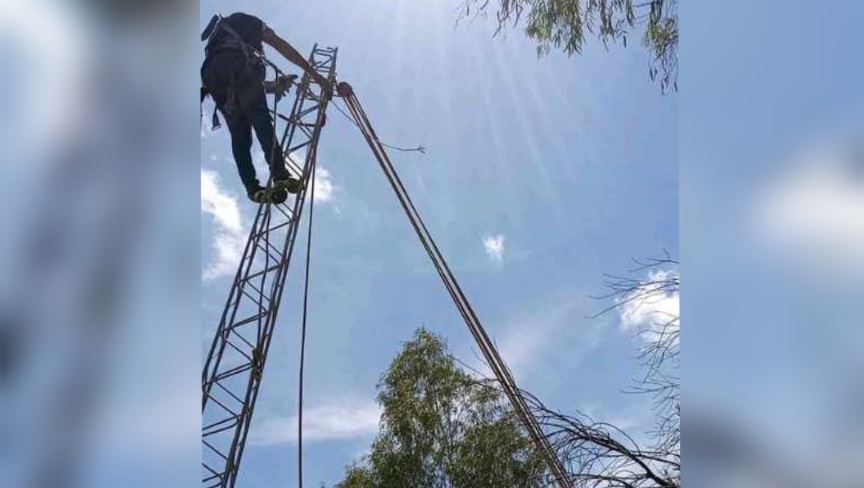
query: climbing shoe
[
  {"left": 273, "top": 176, "right": 302, "bottom": 194},
  {"left": 248, "top": 187, "right": 289, "bottom": 205},
  {"left": 248, "top": 188, "right": 269, "bottom": 204},
  {"left": 269, "top": 187, "right": 289, "bottom": 204}
]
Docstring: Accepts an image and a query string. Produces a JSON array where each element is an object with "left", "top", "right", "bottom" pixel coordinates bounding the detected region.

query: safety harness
[{"left": 200, "top": 14, "right": 262, "bottom": 130}]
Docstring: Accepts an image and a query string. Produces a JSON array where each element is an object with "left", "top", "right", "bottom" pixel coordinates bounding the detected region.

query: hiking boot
[
  {"left": 273, "top": 176, "right": 302, "bottom": 194},
  {"left": 248, "top": 188, "right": 269, "bottom": 203},
  {"left": 248, "top": 187, "right": 289, "bottom": 205},
  {"left": 269, "top": 187, "right": 289, "bottom": 204}
]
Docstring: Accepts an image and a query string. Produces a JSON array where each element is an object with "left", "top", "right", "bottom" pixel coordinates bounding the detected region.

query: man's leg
[
  {"left": 223, "top": 110, "right": 262, "bottom": 195},
  {"left": 203, "top": 53, "right": 264, "bottom": 199},
  {"left": 236, "top": 82, "right": 292, "bottom": 183}
]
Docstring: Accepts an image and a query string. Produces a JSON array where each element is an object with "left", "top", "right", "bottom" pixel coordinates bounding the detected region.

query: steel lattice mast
[{"left": 201, "top": 46, "right": 337, "bottom": 488}]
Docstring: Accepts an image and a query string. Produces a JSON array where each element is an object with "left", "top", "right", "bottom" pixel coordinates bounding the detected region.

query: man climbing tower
[{"left": 201, "top": 12, "right": 333, "bottom": 203}]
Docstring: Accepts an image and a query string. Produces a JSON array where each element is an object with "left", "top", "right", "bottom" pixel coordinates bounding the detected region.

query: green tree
[
  {"left": 462, "top": 0, "right": 678, "bottom": 92},
  {"left": 336, "top": 328, "right": 546, "bottom": 488}
]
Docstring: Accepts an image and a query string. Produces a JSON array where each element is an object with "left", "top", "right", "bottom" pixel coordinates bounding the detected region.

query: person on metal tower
[{"left": 201, "top": 12, "right": 333, "bottom": 203}]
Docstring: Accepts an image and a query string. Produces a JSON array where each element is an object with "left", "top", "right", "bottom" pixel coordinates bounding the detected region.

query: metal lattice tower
[{"left": 202, "top": 46, "right": 337, "bottom": 488}]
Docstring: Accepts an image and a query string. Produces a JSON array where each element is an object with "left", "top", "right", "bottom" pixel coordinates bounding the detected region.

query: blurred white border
[{"left": 0, "top": 0, "right": 89, "bottom": 165}]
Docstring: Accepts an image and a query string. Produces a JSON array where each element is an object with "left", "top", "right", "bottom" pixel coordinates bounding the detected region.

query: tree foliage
[
  {"left": 336, "top": 328, "right": 546, "bottom": 488},
  {"left": 336, "top": 256, "right": 680, "bottom": 488},
  {"left": 462, "top": 0, "right": 678, "bottom": 92}
]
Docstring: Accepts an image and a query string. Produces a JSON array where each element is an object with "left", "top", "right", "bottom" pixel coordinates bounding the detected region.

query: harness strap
[
  {"left": 201, "top": 16, "right": 253, "bottom": 132},
  {"left": 200, "top": 15, "right": 268, "bottom": 132},
  {"left": 205, "top": 17, "right": 256, "bottom": 63}
]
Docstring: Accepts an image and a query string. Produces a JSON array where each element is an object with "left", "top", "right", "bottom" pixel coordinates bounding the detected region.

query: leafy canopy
[
  {"left": 463, "top": 0, "right": 678, "bottom": 92},
  {"left": 336, "top": 328, "right": 545, "bottom": 488}
]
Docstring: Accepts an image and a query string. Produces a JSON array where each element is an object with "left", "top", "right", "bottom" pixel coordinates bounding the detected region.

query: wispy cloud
[
  {"left": 618, "top": 269, "right": 680, "bottom": 339},
  {"left": 755, "top": 142, "right": 864, "bottom": 276},
  {"left": 496, "top": 315, "right": 565, "bottom": 377},
  {"left": 201, "top": 170, "right": 245, "bottom": 281},
  {"left": 251, "top": 401, "right": 381, "bottom": 445},
  {"left": 483, "top": 234, "right": 506, "bottom": 264},
  {"left": 461, "top": 294, "right": 599, "bottom": 383}
]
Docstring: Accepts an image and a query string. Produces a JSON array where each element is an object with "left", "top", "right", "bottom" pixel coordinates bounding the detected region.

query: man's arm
[{"left": 262, "top": 25, "right": 332, "bottom": 93}]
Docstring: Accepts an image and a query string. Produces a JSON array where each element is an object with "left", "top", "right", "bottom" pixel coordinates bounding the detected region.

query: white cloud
[
  {"left": 253, "top": 149, "right": 337, "bottom": 203},
  {"left": 251, "top": 401, "right": 381, "bottom": 445},
  {"left": 313, "top": 167, "right": 336, "bottom": 203},
  {"left": 201, "top": 170, "right": 245, "bottom": 281},
  {"left": 755, "top": 143, "right": 864, "bottom": 277},
  {"left": 619, "top": 269, "right": 680, "bottom": 336},
  {"left": 483, "top": 234, "right": 506, "bottom": 263},
  {"left": 286, "top": 150, "right": 337, "bottom": 203}
]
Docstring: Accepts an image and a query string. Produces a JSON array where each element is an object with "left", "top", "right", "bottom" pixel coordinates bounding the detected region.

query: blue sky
[{"left": 200, "top": 0, "right": 677, "bottom": 486}]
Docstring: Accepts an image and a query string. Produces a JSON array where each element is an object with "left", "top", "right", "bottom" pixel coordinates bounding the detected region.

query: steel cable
[{"left": 340, "top": 90, "right": 572, "bottom": 488}]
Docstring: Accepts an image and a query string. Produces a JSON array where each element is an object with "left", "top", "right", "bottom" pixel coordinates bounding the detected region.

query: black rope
[
  {"left": 297, "top": 117, "right": 317, "bottom": 488},
  {"left": 332, "top": 100, "right": 426, "bottom": 154},
  {"left": 262, "top": 53, "right": 312, "bottom": 488}
]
